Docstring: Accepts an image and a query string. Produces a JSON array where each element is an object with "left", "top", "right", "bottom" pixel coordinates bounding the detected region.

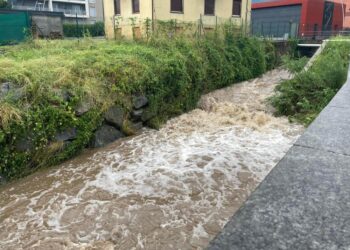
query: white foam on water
[{"left": 0, "top": 69, "right": 304, "bottom": 249}]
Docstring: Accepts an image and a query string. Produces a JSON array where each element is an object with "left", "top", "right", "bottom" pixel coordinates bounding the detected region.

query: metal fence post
[{"left": 75, "top": 13, "right": 79, "bottom": 38}]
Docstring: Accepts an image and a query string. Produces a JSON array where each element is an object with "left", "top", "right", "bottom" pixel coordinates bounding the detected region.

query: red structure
[
  {"left": 334, "top": 0, "right": 350, "bottom": 28},
  {"left": 252, "top": 0, "right": 345, "bottom": 38}
]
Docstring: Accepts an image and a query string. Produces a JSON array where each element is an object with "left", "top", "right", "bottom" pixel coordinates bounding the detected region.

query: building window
[
  {"left": 171, "top": 0, "right": 183, "bottom": 13},
  {"left": 90, "top": 7, "right": 96, "bottom": 17},
  {"left": 205, "top": 0, "right": 215, "bottom": 15},
  {"left": 114, "top": 0, "right": 121, "bottom": 15},
  {"left": 232, "top": 0, "right": 241, "bottom": 16},
  {"left": 132, "top": 0, "right": 139, "bottom": 13}
]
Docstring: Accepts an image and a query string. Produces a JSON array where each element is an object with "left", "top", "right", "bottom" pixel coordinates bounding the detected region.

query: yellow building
[{"left": 104, "top": 0, "right": 251, "bottom": 39}]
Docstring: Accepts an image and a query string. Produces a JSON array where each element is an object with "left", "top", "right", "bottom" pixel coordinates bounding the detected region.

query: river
[{"left": 0, "top": 69, "right": 303, "bottom": 250}]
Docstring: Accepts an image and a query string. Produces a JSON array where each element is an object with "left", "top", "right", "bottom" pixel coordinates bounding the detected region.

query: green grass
[
  {"left": 271, "top": 39, "right": 350, "bottom": 125},
  {"left": 0, "top": 34, "right": 277, "bottom": 180}
]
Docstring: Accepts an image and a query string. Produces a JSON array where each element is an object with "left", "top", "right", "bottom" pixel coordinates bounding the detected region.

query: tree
[{"left": 0, "top": 0, "right": 10, "bottom": 8}]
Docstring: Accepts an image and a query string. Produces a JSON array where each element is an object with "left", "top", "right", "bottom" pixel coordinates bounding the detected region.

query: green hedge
[
  {"left": 0, "top": 34, "right": 277, "bottom": 180},
  {"left": 271, "top": 40, "right": 350, "bottom": 125},
  {"left": 63, "top": 22, "right": 105, "bottom": 37}
]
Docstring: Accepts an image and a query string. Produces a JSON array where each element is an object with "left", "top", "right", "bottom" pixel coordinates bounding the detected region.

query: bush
[
  {"left": 0, "top": 33, "right": 276, "bottom": 180},
  {"left": 281, "top": 55, "right": 309, "bottom": 73},
  {"left": 271, "top": 41, "right": 350, "bottom": 125},
  {"left": 0, "top": 0, "right": 10, "bottom": 8},
  {"left": 63, "top": 22, "right": 105, "bottom": 37}
]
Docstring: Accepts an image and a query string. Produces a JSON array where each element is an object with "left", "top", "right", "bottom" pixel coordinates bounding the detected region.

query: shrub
[
  {"left": 281, "top": 55, "right": 309, "bottom": 73},
  {"left": 0, "top": 0, "right": 10, "bottom": 8},
  {"left": 271, "top": 41, "right": 350, "bottom": 125},
  {"left": 63, "top": 22, "right": 105, "bottom": 37}
]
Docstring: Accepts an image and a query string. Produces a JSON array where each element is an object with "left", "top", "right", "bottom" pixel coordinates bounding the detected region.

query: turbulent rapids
[{"left": 0, "top": 69, "right": 303, "bottom": 250}]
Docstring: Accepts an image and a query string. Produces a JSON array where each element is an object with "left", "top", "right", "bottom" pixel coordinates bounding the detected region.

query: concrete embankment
[{"left": 208, "top": 66, "right": 350, "bottom": 250}]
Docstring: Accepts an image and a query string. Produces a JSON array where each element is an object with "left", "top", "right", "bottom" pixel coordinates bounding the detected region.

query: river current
[{"left": 0, "top": 69, "right": 303, "bottom": 250}]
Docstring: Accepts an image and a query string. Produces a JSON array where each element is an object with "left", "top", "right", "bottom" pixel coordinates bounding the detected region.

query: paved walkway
[{"left": 207, "top": 69, "right": 350, "bottom": 250}]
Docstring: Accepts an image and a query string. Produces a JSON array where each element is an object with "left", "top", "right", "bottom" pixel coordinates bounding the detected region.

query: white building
[{"left": 11, "top": 0, "right": 104, "bottom": 23}]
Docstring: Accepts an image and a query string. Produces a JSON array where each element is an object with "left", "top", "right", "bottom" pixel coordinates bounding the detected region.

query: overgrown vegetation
[
  {"left": 0, "top": 30, "right": 277, "bottom": 180},
  {"left": 281, "top": 55, "right": 309, "bottom": 73},
  {"left": 63, "top": 22, "right": 105, "bottom": 37},
  {"left": 271, "top": 40, "right": 350, "bottom": 125}
]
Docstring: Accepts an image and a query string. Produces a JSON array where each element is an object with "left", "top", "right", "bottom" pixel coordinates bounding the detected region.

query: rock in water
[
  {"left": 133, "top": 95, "right": 148, "bottom": 109},
  {"left": 91, "top": 125, "right": 124, "bottom": 148},
  {"left": 104, "top": 106, "right": 125, "bottom": 129}
]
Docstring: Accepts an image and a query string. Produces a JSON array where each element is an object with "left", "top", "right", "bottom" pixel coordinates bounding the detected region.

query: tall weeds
[{"left": 0, "top": 31, "right": 277, "bottom": 179}]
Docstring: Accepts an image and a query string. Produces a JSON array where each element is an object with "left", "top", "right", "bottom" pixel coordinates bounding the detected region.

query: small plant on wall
[
  {"left": 114, "top": 16, "right": 123, "bottom": 39},
  {"left": 144, "top": 18, "right": 152, "bottom": 40}
]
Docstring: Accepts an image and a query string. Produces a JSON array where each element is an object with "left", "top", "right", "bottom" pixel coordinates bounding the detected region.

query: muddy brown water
[{"left": 0, "top": 69, "right": 303, "bottom": 250}]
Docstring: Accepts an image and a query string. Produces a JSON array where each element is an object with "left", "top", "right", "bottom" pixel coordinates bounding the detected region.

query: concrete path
[{"left": 207, "top": 70, "right": 350, "bottom": 250}]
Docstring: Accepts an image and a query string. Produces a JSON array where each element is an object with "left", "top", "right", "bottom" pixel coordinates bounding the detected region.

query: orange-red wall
[
  {"left": 333, "top": 0, "right": 350, "bottom": 28},
  {"left": 252, "top": 0, "right": 345, "bottom": 36}
]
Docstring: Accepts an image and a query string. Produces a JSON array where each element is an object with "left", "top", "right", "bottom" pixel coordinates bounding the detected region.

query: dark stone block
[
  {"left": 52, "top": 89, "right": 72, "bottom": 103},
  {"left": 55, "top": 128, "right": 77, "bottom": 141},
  {"left": 208, "top": 146, "right": 350, "bottom": 250},
  {"left": 133, "top": 95, "right": 148, "bottom": 109},
  {"left": 104, "top": 105, "right": 125, "bottom": 129},
  {"left": 0, "top": 175, "right": 6, "bottom": 185},
  {"left": 0, "top": 82, "right": 24, "bottom": 101},
  {"left": 129, "top": 122, "right": 143, "bottom": 131},
  {"left": 0, "top": 82, "right": 10, "bottom": 96},
  {"left": 15, "top": 137, "right": 34, "bottom": 152},
  {"left": 131, "top": 109, "right": 143, "bottom": 121},
  {"left": 75, "top": 102, "right": 92, "bottom": 116},
  {"left": 141, "top": 109, "right": 155, "bottom": 122},
  {"left": 91, "top": 125, "right": 124, "bottom": 148}
]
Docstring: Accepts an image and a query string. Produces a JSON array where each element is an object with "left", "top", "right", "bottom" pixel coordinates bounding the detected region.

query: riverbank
[
  {"left": 0, "top": 35, "right": 278, "bottom": 180},
  {"left": 271, "top": 39, "right": 350, "bottom": 125},
  {"left": 208, "top": 46, "right": 350, "bottom": 250},
  {"left": 0, "top": 68, "right": 303, "bottom": 249}
]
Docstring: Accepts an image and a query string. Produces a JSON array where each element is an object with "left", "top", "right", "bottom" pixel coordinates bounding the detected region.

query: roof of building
[{"left": 252, "top": 0, "right": 303, "bottom": 9}]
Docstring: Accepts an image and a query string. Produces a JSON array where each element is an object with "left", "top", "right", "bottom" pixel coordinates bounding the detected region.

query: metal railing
[
  {"left": 52, "top": 8, "right": 87, "bottom": 16},
  {"left": 251, "top": 21, "right": 350, "bottom": 41},
  {"left": 12, "top": 5, "right": 50, "bottom": 11},
  {"left": 11, "top": 5, "right": 87, "bottom": 16}
]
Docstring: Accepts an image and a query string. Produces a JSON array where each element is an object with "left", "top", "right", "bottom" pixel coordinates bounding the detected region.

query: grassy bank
[
  {"left": 271, "top": 40, "right": 350, "bottom": 125},
  {"left": 0, "top": 34, "right": 277, "bottom": 180}
]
